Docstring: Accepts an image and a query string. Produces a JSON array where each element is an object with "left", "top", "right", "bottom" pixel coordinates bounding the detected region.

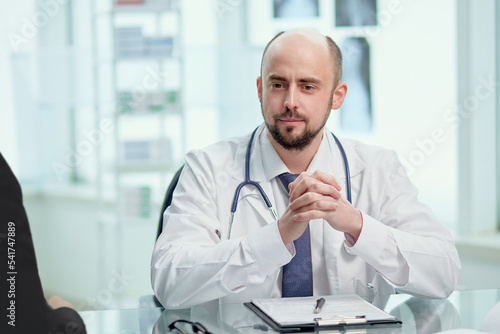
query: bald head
[{"left": 260, "top": 29, "right": 343, "bottom": 85}]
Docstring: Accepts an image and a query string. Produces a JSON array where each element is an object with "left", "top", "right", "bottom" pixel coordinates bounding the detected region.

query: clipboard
[{"left": 244, "top": 294, "right": 401, "bottom": 333}]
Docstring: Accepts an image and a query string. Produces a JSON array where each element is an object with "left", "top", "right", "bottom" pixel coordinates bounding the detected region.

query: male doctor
[{"left": 151, "top": 29, "right": 461, "bottom": 309}]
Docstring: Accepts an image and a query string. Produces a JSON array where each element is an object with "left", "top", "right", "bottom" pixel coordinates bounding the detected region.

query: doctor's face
[{"left": 257, "top": 32, "right": 344, "bottom": 151}]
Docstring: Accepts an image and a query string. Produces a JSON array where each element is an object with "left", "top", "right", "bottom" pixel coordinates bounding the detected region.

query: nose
[{"left": 284, "top": 86, "right": 298, "bottom": 111}]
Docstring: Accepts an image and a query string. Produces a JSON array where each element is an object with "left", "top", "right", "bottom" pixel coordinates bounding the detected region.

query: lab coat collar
[
  {"left": 337, "top": 135, "right": 366, "bottom": 179},
  {"left": 229, "top": 124, "right": 366, "bottom": 183},
  {"left": 260, "top": 127, "right": 290, "bottom": 182},
  {"left": 230, "top": 124, "right": 264, "bottom": 182},
  {"left": 309, "top": 128, "right": 366, "bottom": 180},
  {"left": 229, "top": 124, "right": 277, "bottom": 225}
]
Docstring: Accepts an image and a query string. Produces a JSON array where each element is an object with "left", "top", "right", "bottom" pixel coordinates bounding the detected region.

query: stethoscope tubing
[
  {"left": 332, "top": 132, "right": 352, "bottom": 204},
  {"left": 227, "top": 127, "right": 351, "bottom": 238}
]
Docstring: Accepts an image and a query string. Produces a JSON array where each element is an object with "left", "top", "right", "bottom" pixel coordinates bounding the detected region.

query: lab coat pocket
[
  {"left": 353, "top": 277, "right": 377, "bottom": 301},
  {"left": 229, "top": 192, "right": 274, "bottom": 239}
]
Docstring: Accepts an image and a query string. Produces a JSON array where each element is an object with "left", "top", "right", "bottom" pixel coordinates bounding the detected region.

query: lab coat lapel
[
  {"left": 323, "top": 222, "right": 343, "bottom": 294},
  {"left": 324, "top": 132, "right": 365, "bottom": 204},
  {"left": 318, "top": 136, "right": 344, "bottom": 294},
  {"left": 228, "top": 126, "right": 276, "bottom": 237},
  {"left": 320, "top": 133, "right": 366, "bottom": 294},
  {"left": 340, "top": 138, "right": 365, "bottom": 213}
]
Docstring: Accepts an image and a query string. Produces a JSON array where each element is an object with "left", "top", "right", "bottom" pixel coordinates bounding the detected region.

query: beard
[{"left": 262, "top": 98, "right": 332, "bottom": 151}]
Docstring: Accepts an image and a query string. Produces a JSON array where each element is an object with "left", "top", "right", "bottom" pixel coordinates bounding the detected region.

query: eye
[
  {"left": 271, "top": 83, "right": 283, "bottom": 89},
  {"left": 303, "top": 85, "right": 314, "bottom": 91}
]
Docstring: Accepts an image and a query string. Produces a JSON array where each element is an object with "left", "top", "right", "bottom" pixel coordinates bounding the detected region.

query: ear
[
  {"left": 256, "top": 76, "right": 263, "bottom": 103},
  {"left": 331, "top": 82, "right": 348, "bottom": 110}
]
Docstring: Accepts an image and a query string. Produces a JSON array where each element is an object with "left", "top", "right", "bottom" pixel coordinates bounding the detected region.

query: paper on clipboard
[{"left": 249, "top": 294, "right": 398, "bottom": 328}]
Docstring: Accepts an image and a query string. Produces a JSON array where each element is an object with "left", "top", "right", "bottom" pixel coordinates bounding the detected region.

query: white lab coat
[{"left": 151, "top": 125, "right": 461, "bottom": 309}]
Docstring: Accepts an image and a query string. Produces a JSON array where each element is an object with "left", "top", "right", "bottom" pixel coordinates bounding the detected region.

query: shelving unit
[{"left": 90, "top": 0, "right": 184, "bottom": 306}]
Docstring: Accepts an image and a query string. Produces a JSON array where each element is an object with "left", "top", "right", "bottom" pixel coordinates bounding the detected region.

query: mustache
[{"left": 274, "top": 108, "right": 309, "bottom": 121}]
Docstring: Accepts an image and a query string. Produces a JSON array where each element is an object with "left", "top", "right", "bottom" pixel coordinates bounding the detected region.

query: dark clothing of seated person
[{"left": 0, "top": 153, "right": 86, "bottom": 334}]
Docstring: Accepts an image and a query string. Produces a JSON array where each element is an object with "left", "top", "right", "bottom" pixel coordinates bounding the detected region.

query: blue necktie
[{"left": 278, "top": 173, "right": 313, "bottom": 297}]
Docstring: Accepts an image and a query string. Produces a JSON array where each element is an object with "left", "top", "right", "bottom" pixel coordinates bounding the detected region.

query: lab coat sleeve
[
  {"left": 344, "top": 150, "right": 461, "bottom": 298},
  {"left": 150, "top": 149, "right": 292, "bottom": 309}
]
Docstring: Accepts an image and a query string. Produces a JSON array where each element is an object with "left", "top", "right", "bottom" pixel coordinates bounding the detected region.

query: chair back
[{"left": 156, "top": 166, "right": 184, "bottom": 240}]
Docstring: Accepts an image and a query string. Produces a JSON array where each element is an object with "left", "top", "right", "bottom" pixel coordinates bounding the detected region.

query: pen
[{"left": 314, "top": 297, "right": 326, "bottom": 314}]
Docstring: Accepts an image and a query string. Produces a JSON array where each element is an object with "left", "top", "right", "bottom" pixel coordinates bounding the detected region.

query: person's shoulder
[
  {"left": 341, "top": 137, "right": 396, "bottom": 161},
  {"left": 185, "top": 133, "right": 250, "bottom": 163},
  {"left": 340, "top": 137, "right": 407, "bottom": 181}
]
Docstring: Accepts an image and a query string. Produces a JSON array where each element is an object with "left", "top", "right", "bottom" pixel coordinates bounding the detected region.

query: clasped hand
[{"left": 278, "top": 170, "right": 362, "bottom": 245}]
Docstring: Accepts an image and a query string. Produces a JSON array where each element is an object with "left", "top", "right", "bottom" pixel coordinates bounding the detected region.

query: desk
[{"left": 80, "top": 289, "right": 500, "bottom": 333}]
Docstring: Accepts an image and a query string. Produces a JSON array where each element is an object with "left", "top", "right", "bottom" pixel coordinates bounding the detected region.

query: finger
[
  {"left": 289, "top": 192, "right": 337, "bottom": 211},
  {"left": 293, "top": 207, "right": 337, "bottom": 222},
  {"left": 288, "top": 171, "right": 341, "bottom": 196},
  {"left": 289, "top": 171, "right": 341, "bottom": 191},
  {"left": 278, "top": 208, "right": 310, "bottom": 244},
  {"left": 289, "top": 192, "right": 318, "bottom": 211},
  {"left": 289, "top": 176, "right": 341, "bottom": 202},
  {"left": 287, "top": 171, "right": 310, "bottom": 192},
  {"left": 310, "top": 170, "right": 342, "bottom": 191}
]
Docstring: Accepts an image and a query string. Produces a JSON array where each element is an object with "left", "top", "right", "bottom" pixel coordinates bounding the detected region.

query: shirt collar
[
  {"left": 260, "top": 127, "right": 339, "bottom": 181},
  {"left": 307, "top": 128, "right": 345, "bottom": 178},
  {"left": 260, "top": 128, "right": 289, "bottom": 181}
]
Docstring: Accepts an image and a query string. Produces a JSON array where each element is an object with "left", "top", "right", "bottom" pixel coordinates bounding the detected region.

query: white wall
[
  {"left": 359, "top": 0, "right": 457, "bottom": 228},
  {"left": 0, "top": 1, "right": 37, "bottom": 169},
  {"left": 456, "top": 0, "right": 499, "bottom": 234}
]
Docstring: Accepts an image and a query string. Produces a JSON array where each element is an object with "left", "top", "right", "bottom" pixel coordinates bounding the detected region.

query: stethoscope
[{"left": 227, "top": 127, "right": 352, "bottom": 238}]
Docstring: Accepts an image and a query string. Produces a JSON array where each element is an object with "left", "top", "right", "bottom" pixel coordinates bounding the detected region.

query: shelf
[
  {"left": 120, "top": 216, "right": 157, "bottom": 225},
  {"left": 456, "top": 233, "right": 500, "bottom": 262},
  {"left": 91, "top": 55, "right": 180, "bottom": 66},
  {"left": 89, "top": 0, "right": 185, "bottom": 310},
  {"left": 116, "top": 160, "right": 182, "bottom": 173},
  {"left": 92, "top": 6, "right": 178, "bottom": 18},
  {"left": 116, "top": 108, "right": 182, "bottom": 117},
  {"left": 98, "top": 212, "right": 159, "bottom": 226},
  {"left": 23, "top": 182, "right": 98, "bottom": 202},
  {"left": 113, "top": 55, "right": 180, "bottom": 62},
  {"left": 112, "top": 4, "right": 178, "bottom": 14}
]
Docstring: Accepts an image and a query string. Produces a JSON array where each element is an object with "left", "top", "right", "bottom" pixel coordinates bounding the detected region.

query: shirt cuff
[
  {"left": 343, "top": 212, "right": 388, "bottom": 263},
  {"left": 246, "top": 222, "right": 293, "bottom": 275}
]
